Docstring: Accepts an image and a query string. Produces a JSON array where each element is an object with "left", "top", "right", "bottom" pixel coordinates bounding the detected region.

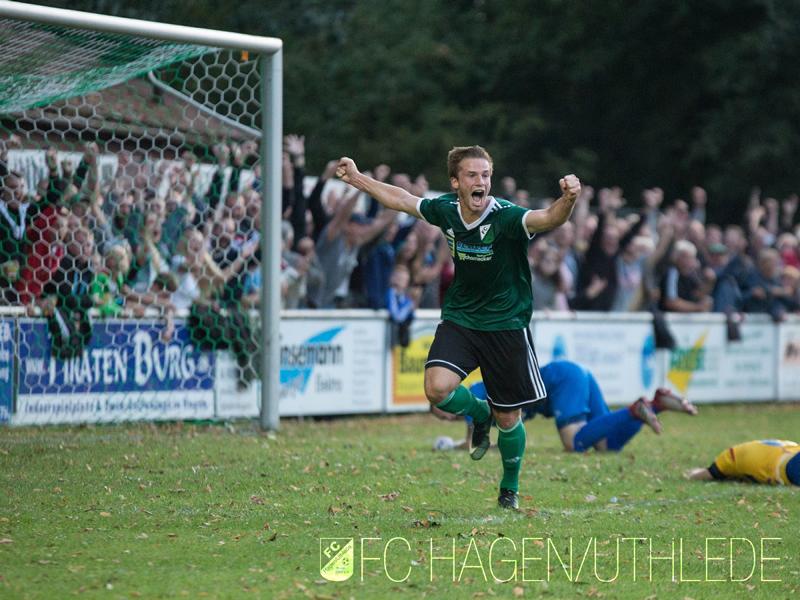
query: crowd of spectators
[{"left": 2, "top": 133, "right": 800, "bottom": 364}]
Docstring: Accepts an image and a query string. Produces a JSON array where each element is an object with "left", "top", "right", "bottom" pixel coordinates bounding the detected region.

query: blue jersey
[{"left": 470, "top": 360, "right": 609, "bottom": 429}]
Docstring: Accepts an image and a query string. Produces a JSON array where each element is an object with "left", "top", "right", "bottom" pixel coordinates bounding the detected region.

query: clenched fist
[
  {"left": 336, "top": 157, "right": 359, "bottom": 184},
  {"left": 559, "top": 174, "right": 581, "bottom": 202}
]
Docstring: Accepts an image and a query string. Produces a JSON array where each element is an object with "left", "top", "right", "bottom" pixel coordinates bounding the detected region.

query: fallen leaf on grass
[
  {"left": 99, "top": 512, "right": 111, "bottom": 518},
  {"left": 379, "top": 492, "right": 399, "bottom": 502},
  {"left": 512, "top": 586, "right": 524, "bottom": 597},
  {"left": 412, "top": 518, "right": 441, "bottom": 529},
  {"left": 0, "top": 539, "right": 12, "bottom": 544},
  {"left": 250, "top": 495, "right": 265, "bottom": 505}
]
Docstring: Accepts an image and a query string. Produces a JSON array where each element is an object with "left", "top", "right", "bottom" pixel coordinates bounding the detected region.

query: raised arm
[
  {"left": 336, "top": 157, "right": 422, "bottom": 217},
  {"left": 524, "top": 174, "right": 581, "bottom": 234}
]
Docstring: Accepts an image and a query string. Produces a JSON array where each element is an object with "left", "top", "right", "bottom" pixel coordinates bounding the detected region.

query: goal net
[{"left": 0, "top": 12, "right": 279, "bottom": 426}]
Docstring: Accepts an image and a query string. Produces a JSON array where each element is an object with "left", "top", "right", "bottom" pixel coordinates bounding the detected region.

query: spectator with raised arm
[
  {"left": 689, "top": 186, "right": 707, "bottom": 224},
  {"left": 573, "top": 190, "right": 646, "bottom": 311},
  {"left": 172, "top": 227, "right": 258, "bottom": 389},
  {"left": 613, "top": 234, "right": 655, "bottom": 312},
  {"left": 0, "top": 171, "right": 33, "bottom": 302},
  {"left": 91, "top": 244, "right": 133, "bottom": 317},
  {"left": 310, "top": 183, "right": 397, "bottom": 308},
  {"left": 411, "top": 221, "right": 450, "bottom": 309},
  {"left": 40, "top": 224, "right": 96, "bottom": 358},
  {"left": 781, "top": 194, "right": 798, "bottom": 234},
  {"left": 777, "top": 232, "right": 800, "bottom": 269},
  {"left": 129, "top": 210, "right": 169, "bottom": 294},
  {"left": 530, "top": 242, "right": 569, "bottom": 311},
  {"left": 712, "top": 224, "right": 754, "bottom": 313}
]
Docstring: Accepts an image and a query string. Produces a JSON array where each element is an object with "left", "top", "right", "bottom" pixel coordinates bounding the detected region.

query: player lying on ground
[
  {"left": 433, "top": 360, "right": 697, "bottom": 453},
  {"left": 685, "top": 439, "right": 800, "bottom": 485}
]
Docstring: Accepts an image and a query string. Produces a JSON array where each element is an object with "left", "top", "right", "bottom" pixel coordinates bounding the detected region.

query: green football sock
[
  {"left": 497, "top": 419, "right": 526, "bottom": 492},
  {"left": 436, "top": 385, "right": 490, "bottom": 423}
]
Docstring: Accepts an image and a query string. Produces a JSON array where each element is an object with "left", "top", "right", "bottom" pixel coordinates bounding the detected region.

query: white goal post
[{"left": 0, "top": 0, "right": 283, "bottom": 431}]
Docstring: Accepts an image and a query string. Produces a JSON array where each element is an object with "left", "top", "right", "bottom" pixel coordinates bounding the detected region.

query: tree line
[{"left": 34, "top": 0, "right": 800, "bottom": 221}]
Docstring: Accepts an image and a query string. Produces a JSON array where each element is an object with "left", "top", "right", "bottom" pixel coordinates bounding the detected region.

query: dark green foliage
[{"left": 32, "top": 0, "right": 800, "bottom": 221}]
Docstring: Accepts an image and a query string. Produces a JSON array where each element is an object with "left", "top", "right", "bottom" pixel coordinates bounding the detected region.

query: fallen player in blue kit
[{"left": 432, "top": 360, "right": 697, "bottom": 452}]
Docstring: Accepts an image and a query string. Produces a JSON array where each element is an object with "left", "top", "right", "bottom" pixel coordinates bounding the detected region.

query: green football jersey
[{"left": 417, "top": 193, "right": 533, "bottom": 331}]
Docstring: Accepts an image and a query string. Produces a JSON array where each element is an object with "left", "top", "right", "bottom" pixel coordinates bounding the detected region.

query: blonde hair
[{"left": 447, "top": 145, "right": 493, "bottom": 180}]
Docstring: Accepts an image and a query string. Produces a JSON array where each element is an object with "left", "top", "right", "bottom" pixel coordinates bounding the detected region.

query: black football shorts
[{"left": 425, "top": 319, "right": 546, "bottom": 411}]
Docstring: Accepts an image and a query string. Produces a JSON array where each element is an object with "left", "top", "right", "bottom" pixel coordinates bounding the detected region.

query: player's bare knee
[
  {"left": 494, "top": 409, "right": 521, "bottom": 430},
  {"left": 423, "top": 367, "right": 461, "bottom": 405},
  {"left": 424, "top": 377, "right": 454, "bottom": 405}
]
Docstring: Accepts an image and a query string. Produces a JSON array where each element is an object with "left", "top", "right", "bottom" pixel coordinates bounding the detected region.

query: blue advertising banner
[
  {"left": 14, "top": 319, "right": 215, "bottom": 424},
  {"left": 0, "top": 318, "right": 13, "bottom": 423}
]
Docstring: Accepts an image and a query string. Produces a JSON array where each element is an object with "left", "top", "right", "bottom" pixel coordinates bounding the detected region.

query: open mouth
[{"left": 471, "top": 190, "right": 485, "bottom": 201}]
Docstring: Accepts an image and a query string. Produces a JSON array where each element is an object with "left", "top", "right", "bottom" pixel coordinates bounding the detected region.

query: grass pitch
[{"left": 0, "top": 403, "right": 798, "bottom": 599}]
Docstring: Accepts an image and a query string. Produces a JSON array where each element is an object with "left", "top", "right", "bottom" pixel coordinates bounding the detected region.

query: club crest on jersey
[{"left": 479, "top": 224, "right": 494, "bottom": 243}]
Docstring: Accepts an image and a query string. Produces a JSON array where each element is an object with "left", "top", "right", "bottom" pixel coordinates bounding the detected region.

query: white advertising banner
[
  {"left": 718, "top": 320, "right": 775, "bottom": 401},
  {"left": 778, "top": 319, "right": 800, "bottom": 401},
  {"left": 532, "top": 317, "right": 660, "bottom": 405},
  {"left": 214, "top": 352, "right": 260, "bottom": 418},
  {"left": 278, "top": 318, "right": 385, "bottom": 416},
  {"left": 664, "top": 318, "right": 726, "bottom": 403}
]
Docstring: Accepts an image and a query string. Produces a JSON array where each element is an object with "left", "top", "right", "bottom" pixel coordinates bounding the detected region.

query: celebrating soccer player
[
  {"left": 337, "top": 146, "right": 580, "bottom": 509},
  {"left": 686, "top": 439, "right": 800, "bottom": 485}
]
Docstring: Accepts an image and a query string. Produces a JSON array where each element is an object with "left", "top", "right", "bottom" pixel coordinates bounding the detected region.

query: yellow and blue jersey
[{"left": 709, "top": 440, "right": 800, "bottom": 485}]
